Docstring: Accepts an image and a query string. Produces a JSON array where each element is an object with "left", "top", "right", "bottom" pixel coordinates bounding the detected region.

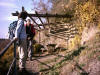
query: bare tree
[{"left": 32, "top": 0, "right": 52, "bottom": 13}]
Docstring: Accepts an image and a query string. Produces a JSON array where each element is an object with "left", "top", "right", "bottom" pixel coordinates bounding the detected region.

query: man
[
  {"left": 14, "top": 11, "right": 27, "bottom": 71},
  {"left": 26, "top": 19, "right": 35, "bottom": 61}
]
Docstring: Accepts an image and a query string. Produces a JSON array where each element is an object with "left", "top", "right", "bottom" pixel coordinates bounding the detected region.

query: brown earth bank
[{"left": 0, "top": 39, "right": 10, "bottom": 51}]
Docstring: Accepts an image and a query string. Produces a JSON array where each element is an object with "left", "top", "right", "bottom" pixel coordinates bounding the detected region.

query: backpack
[{"left": 8, "top": 21, "right": 18, "bottom": 40}]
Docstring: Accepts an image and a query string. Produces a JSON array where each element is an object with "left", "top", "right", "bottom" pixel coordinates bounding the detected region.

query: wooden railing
[{"left": 0, "top": 39, "right": 17, "bottom": 75}]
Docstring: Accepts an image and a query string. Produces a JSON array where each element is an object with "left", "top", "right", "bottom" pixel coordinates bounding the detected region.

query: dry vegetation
[
  {"left": 31, "top": 0, "right": 100, "bottom": 75},
  {"left": 0, "top": 39, "right": 13, "bottom": 75},
  {"left": 1, "top": 0, "right": 100, "bottom": 75}
]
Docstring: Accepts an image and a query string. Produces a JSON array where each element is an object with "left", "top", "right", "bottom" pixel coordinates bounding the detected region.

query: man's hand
[
  {"left": 14, "top": 37, "right": 18, "bottom": 41},
  {"left": 28, "top": 37, "right": 31, "bottom": 40}
]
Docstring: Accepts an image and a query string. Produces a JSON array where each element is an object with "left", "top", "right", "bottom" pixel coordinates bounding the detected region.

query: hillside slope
[
  {"left": 24, "top": 27, "right": 100, "bottom": 75},
  {"left": 0, "top": 39, "right": 10, "bottom": 51}
]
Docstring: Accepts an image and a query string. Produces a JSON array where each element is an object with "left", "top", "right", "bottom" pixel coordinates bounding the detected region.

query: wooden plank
[
  {"left": 35, "top": 11, "right": 45, "bottom": 28},
  {"left": 12, "top": 13, "right": 72, "bottom": 18},
  {"left": 27, "top": 13, "right": 41, "bottom": 29},
  {"left": 49, "top": 34, "right": 69, "bottom": 40}
]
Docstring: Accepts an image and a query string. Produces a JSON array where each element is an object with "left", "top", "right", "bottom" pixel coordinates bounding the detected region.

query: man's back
[{"left": 15, "top": 18, "right": 27, "bottom": 39}]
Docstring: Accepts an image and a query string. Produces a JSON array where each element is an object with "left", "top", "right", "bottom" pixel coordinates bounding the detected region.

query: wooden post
[
  {"left": 39, "top": 30, "right": 41, "bottom": 44},
  {"left": 22, "top": 6, "right": 25, "bottom": 11},
  {"left": 14, "top": 41, "right": 17, "bottom": 75},
  {"left": 46, "top": 13, "right": 49, "bottom": 24}
]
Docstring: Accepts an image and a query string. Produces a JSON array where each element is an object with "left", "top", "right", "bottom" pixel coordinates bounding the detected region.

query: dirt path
[
  {"left": 25, "top": 52, "right": 66, "bottom": 75},
  {"left": 26, "top": 60, "right": 39, "bottom": 75}
]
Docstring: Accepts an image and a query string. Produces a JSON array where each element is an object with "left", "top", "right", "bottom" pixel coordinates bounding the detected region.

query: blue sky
[
  {"left": 0, "top": 0, "right": 52, "bottom": 38},
  {"left": 0, "top": 0, "right": 34, "bottom": 38}
]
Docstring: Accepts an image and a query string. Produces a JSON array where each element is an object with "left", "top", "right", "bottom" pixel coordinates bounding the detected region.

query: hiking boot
[
  {"left": 19, "top": 68, "right": 28, "bottom": 75},
  {"left": 29, "top": 57, "right": 32, "bottom": 61},
  {"left": 19, "top": 68, "right": 25, "bottom": 71}
]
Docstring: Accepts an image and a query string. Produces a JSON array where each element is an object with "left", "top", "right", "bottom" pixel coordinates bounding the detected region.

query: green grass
[
  {"left": 80, "top": 63, "right": 85, "bottom": 67},
  {"left": 98, "top": 56, "right": 100, "bottom": 61}
]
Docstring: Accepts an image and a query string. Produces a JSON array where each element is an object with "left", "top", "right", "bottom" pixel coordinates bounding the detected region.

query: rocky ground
[{"left": 23, "top": 35, "right": 100, "bottom": 75}]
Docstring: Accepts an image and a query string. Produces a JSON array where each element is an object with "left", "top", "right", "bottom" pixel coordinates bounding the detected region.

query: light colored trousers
[
  {"left": 27, "top": 40, "right": 33, "bottom": 58},
  {"left": 18, "top": 39, "right": 27, "bottom": 69}
]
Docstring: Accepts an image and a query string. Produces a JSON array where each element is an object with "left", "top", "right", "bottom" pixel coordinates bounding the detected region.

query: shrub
[
  {"left": 75, "top": 1, "right": 99, "bottom": 32},
  {"left": 33, "top": 43, "right": 44, "bottom": 53},
  {"left": 68, "top": 35, "right": 81, "bottom": 50},
  {"left": 0, "top": 45, "right": 13, "bottom": 74}
]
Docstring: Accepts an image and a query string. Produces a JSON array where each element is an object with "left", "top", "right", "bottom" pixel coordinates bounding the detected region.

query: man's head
[
  {"left": 18, "top": 11, "right": 27, "bottom": 20},
  {"left": 26, "top": 19, "right": 31, "bottom": 26}
]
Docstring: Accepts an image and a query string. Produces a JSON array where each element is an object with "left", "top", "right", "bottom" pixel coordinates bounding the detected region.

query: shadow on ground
[{"left": 17, "top": 70, "right": 39, "bottom": 75}]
